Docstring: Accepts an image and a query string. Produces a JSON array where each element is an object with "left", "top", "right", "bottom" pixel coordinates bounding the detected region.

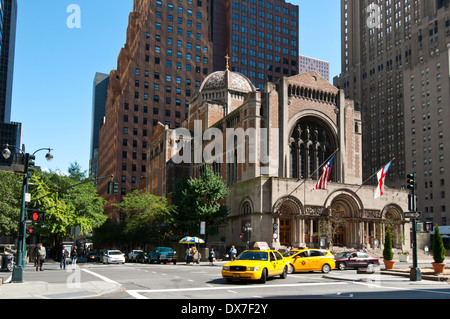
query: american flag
[{"left": 312, "top": 156, "right": 335, "bottom": 191}]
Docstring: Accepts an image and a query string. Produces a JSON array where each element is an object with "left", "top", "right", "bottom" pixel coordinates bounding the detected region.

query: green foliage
[
  {"left": 28, "top": 162, "right": 107, "bottom": 243},
  {"left": 383, "top": 228, "right": 394, "bottom": 261},
  {"left": 432, "top": 225, "right": 446, "bottom": 264},
  {"left": 114, "top": 190, "right": 175, "bottom": 245},
  {"left": 172, "top": 166, "right": 229, "bottom": 238},
  {"left": 0, "top": 171, "right": 22, "bottom": 236}
]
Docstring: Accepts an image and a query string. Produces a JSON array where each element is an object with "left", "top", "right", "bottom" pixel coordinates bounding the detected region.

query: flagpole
[
  {"left": 288, "top": 148, "right": 340, "bottom": 196},
  {"left": 355, "top": 157, "right": 395, "bottom": 193}
]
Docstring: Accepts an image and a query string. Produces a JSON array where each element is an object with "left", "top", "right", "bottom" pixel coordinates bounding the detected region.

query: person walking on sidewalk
[
  {"left": 208, "top": 248, "right": 215, "bottom": 266},
  {"left": 60, "top": 245, "right": 69, "bottom": 270},
  {"left": 33, "top": 243, "right": 46, "bottom": 271},
  {"left": 71, "top": 246, "right": 78, "bottom": 269}
]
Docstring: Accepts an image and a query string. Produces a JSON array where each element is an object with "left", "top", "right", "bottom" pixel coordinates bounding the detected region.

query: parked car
[
  {"left": 334, "top": 251, "right": 380, "bottom": 271},
  {"left": 149, "top": 247, "right": 177, "bottom": 264},
  {"left": 101, "top": 250, "right": 126, "bottom": 264},
  {"left": 128, "top": 250, "right": 143, "bottom": 262},
  {"left": 282, "top": 248, "right": 335, "bottom": 274},
  {"left": 86, "top": 251, "right": 100, "bottom": 262},
  {"left": 136, "top": 252, "right": 149, "bottom": 263},
  {"left": 222, "top": 250, "right": 289, "bottom": 283}
]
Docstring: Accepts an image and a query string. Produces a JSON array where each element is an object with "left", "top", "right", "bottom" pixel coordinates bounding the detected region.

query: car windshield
[
  {"left": 335, "top": 252, "right": 352, "bottom": 258},
  {"left": 108, "top": 251, "right": 123, "bottom": 255},
  {"left": 283, "top": 250, "right": 300, "bottom": 258},
  {"left": 236, "top": 251, "right": 268, "bottom": 261},
  {"left": 157, "top": 247, "right": 173, "bottom": 253}
]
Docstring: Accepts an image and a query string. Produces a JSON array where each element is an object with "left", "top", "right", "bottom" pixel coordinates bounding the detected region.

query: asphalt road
[{"left": 76, "top": 261, "right": 450, "bottom": 300}]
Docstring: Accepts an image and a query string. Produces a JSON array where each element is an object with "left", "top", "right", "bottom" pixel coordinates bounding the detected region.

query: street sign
[{"left": 404, "top": 211, "right": 421, "bottom": 219}]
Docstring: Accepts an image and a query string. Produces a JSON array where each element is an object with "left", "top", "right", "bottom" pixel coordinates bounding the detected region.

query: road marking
[
  {"left": 351, "top": 281, "right": 450, "bottom": 296},
  {"left": 125, "top": 282, "right": 346, "bottom": 299},
  {"left": 227, "top": 290, "right": 238, "bottom": 294},
  {"left": 81, "top": 268, "right": 120, "bottom": 285}
]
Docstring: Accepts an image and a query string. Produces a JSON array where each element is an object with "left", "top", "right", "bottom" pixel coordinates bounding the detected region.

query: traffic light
[
  {"left": 112, "top": 182, "right": 119, "bottom": 194},
  {"left": 406, "top": 173, "right": 416, "bottom": 190},
  {"left": 27, "top": 154, "right": 36, "bottom": 174},
  {"left": 31, "top": 210, "right": 45, "bottom": 223},
  {"left": 107, "top": 181, "right": 119, "bottom": 194},
  {"left": 27, "top": 227, "right": 35, "bottom": 235}
]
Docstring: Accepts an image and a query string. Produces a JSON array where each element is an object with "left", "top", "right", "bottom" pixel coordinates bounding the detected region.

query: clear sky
[{"left": 10, "top": 0, "right": 341, "bottom": 174}]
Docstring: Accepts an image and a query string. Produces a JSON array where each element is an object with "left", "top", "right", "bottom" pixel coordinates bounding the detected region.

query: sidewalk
[{"left": 0, "top": 260, "right": 123, "bottom": 299}]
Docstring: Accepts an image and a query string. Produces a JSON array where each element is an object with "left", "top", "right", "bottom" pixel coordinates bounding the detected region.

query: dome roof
[{"left": 199, "top": 69, "right": 256, "bottom": 93}]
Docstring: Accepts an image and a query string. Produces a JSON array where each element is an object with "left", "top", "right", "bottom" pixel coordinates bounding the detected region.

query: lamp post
[{"left": 2, "top": 144, "right": 53, "bottom": 283}]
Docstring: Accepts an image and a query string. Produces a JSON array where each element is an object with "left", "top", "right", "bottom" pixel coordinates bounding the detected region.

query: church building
[{"left": 145, "top": 68, "right": 411, "bottom": 251}]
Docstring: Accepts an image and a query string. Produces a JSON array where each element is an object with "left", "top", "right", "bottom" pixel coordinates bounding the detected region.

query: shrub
[
  {"left": 383, "top": 228, "right": 394, "bottom": 261},
  {"left": 432, "top": 225, "right": 446, "bottom": 264}
]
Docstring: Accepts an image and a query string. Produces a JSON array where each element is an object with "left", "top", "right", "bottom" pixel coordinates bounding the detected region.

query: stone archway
[
  {"left": 272, "top": 196, "right": 303, "bottom": 248},
  {"left": 329, "top": 194, "right": 361, "bottom": 248}
]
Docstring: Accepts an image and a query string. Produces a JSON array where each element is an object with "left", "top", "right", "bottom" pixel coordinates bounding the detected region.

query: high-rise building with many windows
[
  {"left": 97, "top": 0, "right": 299, "bottom": 221},
  {"left": 0, "top": 0, "right": 21, "bottom": 169},
  {"left": 213, "top": 0, "right": 299, "bottom": 90},
  {"left": 335, "top": 0, "right": 450, "bottom": 225}
]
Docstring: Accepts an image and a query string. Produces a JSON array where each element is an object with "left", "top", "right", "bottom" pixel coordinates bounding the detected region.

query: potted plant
[
  {"left": 398, "top": 251, "right": 410, "bottom": 262},
  {"left": 383, "top": 228, "right": 395, "bottom": 269},
  {"left": 432, "top": 225, "right": 446, "bottom": 274}
]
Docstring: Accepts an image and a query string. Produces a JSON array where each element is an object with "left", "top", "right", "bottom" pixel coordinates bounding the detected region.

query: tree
[
  {"left": 432, "top": 224, "right": 446, "bottom": 264},
  {"left": 383, "top": 228, "right": 394, "bottom": 261},
  {"left": 114, "top": 190, "right": 175, "bottom": 246},
  {"left": 0, "top": 171, "right": 22, "bottom": 236},
  {"left": 172, "top": 166, "right": 229, "bottom": 239},
  {"left": 28, "top": 163, "right": 107, "bottom": 246}
]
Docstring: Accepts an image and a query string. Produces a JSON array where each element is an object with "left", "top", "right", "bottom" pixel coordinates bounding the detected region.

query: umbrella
[{"left": 179, "top": 236, "right": 205, "bottom": 244}]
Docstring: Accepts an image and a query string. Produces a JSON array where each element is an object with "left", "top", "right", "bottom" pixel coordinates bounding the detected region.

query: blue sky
[{"left": 10, "top": 0, "right": 340, "bottom": 174}]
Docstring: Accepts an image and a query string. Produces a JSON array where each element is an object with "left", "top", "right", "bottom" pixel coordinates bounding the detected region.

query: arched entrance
[
  {"left": 272, "top": 196, "right": 303, "bottom": 248},
  {"left": 329, "top": 194, "right": 361, "bottom": 248}
]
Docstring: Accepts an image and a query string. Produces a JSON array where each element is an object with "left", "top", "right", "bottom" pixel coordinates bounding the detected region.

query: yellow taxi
[
  {"left": 222, "top": 250, "right": 289, "bottom": 283},
  {"left": 282, "top": 248, "right": 335, "bottom": 274}
]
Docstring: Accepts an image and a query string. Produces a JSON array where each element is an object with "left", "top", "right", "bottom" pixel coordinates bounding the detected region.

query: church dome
[{"left": 199, "top": 69, "right": 256, "bottom": 93}]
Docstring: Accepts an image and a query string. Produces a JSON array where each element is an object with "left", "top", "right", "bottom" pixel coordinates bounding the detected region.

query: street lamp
[{"left": 2, "top": 144, "right": 53, "bottom": 283}]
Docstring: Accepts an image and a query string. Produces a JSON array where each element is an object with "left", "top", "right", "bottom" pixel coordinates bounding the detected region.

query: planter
[
  {"left": 399, "top": 255, "right": 409, "bottom": 262},
  {"left": 383, "top": 260, "right": 395, "bottom": 270},
  {"left": 432, "top": 262, "right": 446, "bottom": 274}
]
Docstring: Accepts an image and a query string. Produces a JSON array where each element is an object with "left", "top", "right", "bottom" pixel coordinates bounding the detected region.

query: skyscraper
[
  {"left": 212, "top": 0, "right": 299, "bottom": 90},
  {"left": 98, "top": 0, "right": 215, "bottom": 221},
  {"left": 89, "top": 72, "right": 109, "bottom": 183},
  {"left": 335, "top": 0, "right": 450, "bottom": 225},
  {"left": 97, "top": 0, "right": 299, "bottom": 221},
  {"left": 0, "top": 0, "right": 21, "bottom": 168},
  {"left": 298, "top": 55, "right": 330, "bottom": 81}
]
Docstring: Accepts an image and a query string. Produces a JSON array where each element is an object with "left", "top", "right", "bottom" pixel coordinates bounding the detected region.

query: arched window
[{"left": 289, "top": 117, "right": 337, "bottom": 180}]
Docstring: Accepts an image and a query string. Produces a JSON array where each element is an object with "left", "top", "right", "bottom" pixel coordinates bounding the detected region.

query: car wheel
[
  {"left": 280, "top": 266, "right": 288, "bottom": 279},
  {"left": 173, "top": 261, "right": 177, "bottom": 265},
  {"left": 338, "top": 262, "right": 346, "bottom": 270},
  {"left": 259, "top": 269, "right": 267, "bottom": 283},
  {"left": 322, "top": 264, "right": 331, "bottom": 273},
  {"left": 287, "top": 264, "right": 295, "bottom": 274}
]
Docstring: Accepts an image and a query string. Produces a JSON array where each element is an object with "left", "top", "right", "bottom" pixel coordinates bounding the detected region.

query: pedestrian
[
  {"left": 229, "top": 245, "right": 237, "bottom": 261},
  {"left": 60, "top": 245, "right": 69, "bottom": 270},
  {"left": 71, "top": 246, "right": 78, "bottom": 269},
  {"left": 208, "top": 248, "right": 215, "bottom": 266},
  {"left": 33, "top": 243, "right": 46, "bottom": 271},
  {"left": 185, "top": 247, "right": 191, "bottom": 264}
]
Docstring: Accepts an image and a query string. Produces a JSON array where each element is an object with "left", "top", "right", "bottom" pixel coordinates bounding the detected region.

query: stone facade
[{"left": 146, "top": 69, "right": 411, "bottom": 250}]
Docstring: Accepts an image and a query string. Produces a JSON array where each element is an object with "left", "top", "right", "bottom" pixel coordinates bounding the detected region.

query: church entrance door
[{"left": 280, "top": 219, "right": 291, "bottom": 246}]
